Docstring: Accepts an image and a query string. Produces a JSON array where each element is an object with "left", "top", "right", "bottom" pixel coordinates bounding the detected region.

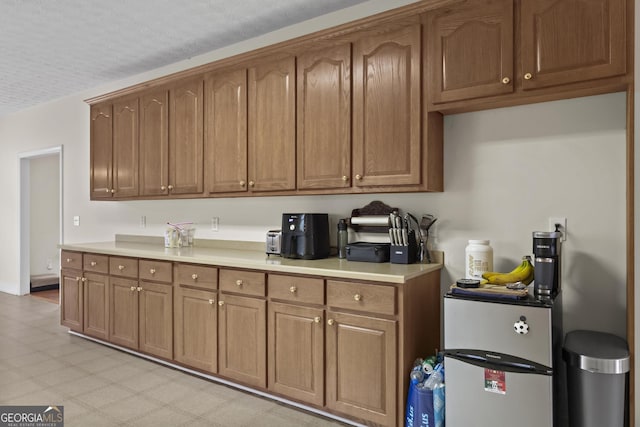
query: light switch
[{"left": 73, "top": 216, "right": 80, "bottom": 226}]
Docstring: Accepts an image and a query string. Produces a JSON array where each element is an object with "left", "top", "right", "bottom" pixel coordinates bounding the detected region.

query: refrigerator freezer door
[
  {"left": 444, "top": 297, "right": 552, "bottom": 366},
  {"left": 445, "top": 356, "right": 553, "bottom": 427}
]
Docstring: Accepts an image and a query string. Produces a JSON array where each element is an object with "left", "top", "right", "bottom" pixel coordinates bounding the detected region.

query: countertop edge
[{"left": 60, "top": 241, "right": 443, "bottom": 284}]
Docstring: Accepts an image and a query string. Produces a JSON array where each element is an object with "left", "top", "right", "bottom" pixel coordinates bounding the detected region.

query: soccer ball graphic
[{"left": 513, "top": 320, "right": 529, "bottom": 335}]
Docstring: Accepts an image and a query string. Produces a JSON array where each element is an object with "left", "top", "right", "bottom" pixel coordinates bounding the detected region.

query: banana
[{"left": 484, "top": 257, "right": 534, "bottom": 286}]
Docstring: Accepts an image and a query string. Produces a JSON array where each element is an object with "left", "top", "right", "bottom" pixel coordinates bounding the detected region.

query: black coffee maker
[
  {"left": 532, "top": 231, "right": 562, "bottom": 295},
  {"left": 281, "top": 213, "right": 330, "bottom": 260}
]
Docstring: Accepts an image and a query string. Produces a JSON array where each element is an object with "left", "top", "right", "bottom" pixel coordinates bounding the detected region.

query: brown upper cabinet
[
  {"left": 297, "top": 45, "right": 352, "bottom": 190},
  {"left": 205, "top": 68, "right": 248, "bottom": 194},
  {"left": 248, "top": 57, "right": 296, "bottom": 192},
  {"left": 90, "top": 98, "right": 139, "bottom": 199},
  {"left": 353, "top": 25, "right": 422, "bottom": 187},
  {"left": 427, "top": 0, "right": 627, "bottom": 105},
  {"left": 139, "top": 79, "right": 204, "bottom": 197}
]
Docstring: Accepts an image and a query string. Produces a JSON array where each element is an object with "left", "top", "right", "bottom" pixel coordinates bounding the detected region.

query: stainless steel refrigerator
[{"left": 443, "top": 291, "right": 565, "bottom": 427}]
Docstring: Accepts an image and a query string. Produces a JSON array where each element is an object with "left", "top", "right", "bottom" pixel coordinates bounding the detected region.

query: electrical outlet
[
  {"left": 46, "top": 259, "right": 53, "bottom": 270},
  {"left": 73, "top": 216, "right": 80, "bottom": 227},
  {"left": 211, "top": 217, "right": 219, "bottom": 232},
  {"left": 548, "top": 217, "right": 567, "bottom": 241},
  {"left": 140, "top": 215, "right": 146, "bottom": 228}
]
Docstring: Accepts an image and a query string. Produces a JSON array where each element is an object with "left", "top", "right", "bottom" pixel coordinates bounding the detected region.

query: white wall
[
  {"left": 0, "top": 0, "right": 628, "bottom": 341},
  {"left": 29, "top": 154, "right": 60, "bottom": 276}
]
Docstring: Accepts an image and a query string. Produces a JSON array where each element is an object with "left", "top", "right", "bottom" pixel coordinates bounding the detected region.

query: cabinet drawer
[
  {"left": 220, "top": 269, "right": 265, "bottom": 296},
  {"left": 327, "top": 280, "right": 396, "bottom": 316},
  {"left": 61, "top": 250, "right": 82, "bottom": 270},
  {"left": 109, "top": 257, "right": 138, "bottom": 278},
  {"left": 139, "top": 259, "right": 173, "bottom": 283},
  {"left": 176, "top": 264, "right": 218, "bottom": 290},
  {"left": 268, "top": 274, "right": 324, "bottom": 305},
  {"left": 83, "top": 253, "right": 109, "bottom": 274}
]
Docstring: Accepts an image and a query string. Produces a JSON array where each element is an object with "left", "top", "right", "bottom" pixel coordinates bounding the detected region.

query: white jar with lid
[{"left": 465, "top": 240, "right": 493, "bottom": 280}]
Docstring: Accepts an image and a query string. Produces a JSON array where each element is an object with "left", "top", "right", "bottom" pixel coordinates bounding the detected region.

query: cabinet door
[
  {"left": 427, "top": 0, "right": 514, "bottom": 103},
  {"left": 61, "top": 269, "right": 83, "bottom": 332},
  {"left": 90, "top": 104, "right": 113, "bottom": 199},
  {"left": 174, "top": 287, "right": 217, "bottom": 373},
  {"left": 297, "top": 45, "right": 351, "bottom": 190},
  {"left": 248, "top": 57, "right": 296, "bottom": 192},
  {"left": 83, "top": 272, "right": 109, "bottom": 340},
  {"left": 170, "top": 79, "right": 204, "bottom": 195},
  {"left": 205, "top": 69, "right": 248, "bottom": 194},
  {"left": 353, "top": 25, "right": 422, "bottom": 187},
  {"left": 218, "top": 294, "right": 266, "bottom": 388},
  {"left": 521, "top": 0, "right": 626, "bottom": 90},
  {"left": 326, "top": 311, "right": 397, "bottom": 426},
  {"left": 139, "top": 89, "right": 169, "bottom": 196},
  {"left": 112, "top": 98, "right": 139, "bottom": 197},
  {"left": 139, "top": 281, "right": 173, "bottom": 359},
  {"left": 268, "top": 302, "right": 324, "bottom": 406},
  {"left": 109, "top": 277, "right": 138, "bottom": 349}
]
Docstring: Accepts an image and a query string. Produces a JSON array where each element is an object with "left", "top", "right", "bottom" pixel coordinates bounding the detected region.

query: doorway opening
[{"left": 19, "top": 146, "right": 63, "bottom": 298}]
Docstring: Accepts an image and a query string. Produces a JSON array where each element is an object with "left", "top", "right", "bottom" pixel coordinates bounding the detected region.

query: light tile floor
[{"left": 0, "top": 292, "right": 348, "bottom": 426}]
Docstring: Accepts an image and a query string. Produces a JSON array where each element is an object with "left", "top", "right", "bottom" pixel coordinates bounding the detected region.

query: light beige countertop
[{"left": 60, "top": 235, "right": 443, "bottom": 284}]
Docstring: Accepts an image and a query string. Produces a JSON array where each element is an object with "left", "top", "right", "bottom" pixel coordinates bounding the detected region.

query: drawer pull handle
[
  {"left": 130, "top": 286, "right": 136, "bottom": 292},
  {"left": 327, "top": 319, "right": 335, "bottom": 326},
  {"left": 66, "top": 258, "right": 72, "bottom": 263},
  {"left": 249, "top": 181, "right": 255, "bottom": 188},
  {"left": 289, "top": 286, "right": 297, "bottom": 293},
  {"left": 90, "top": 261, "right": 97, "bottom": 267},
  {"left": 501, "top": 77, "right": 510, "bottom": 84},
  {"left": 209, "top": 299, "right": 215, "bottom": 305},
  {"left": 192, "top": 274, "right": 198, "bottom": 280},
  {"left": 524, "top": 72, "right": 533, "bottom": 80},
  {"left": 239, "top": 180, "right": 246, "bottom": 187},
  {"left": 137, "top": 287, "right": 142, "bottom": 292},
  {"left": 118, "top": 265, "right": 125, "bottom": 271},
  {"left": 161, "top": 185, "right": 166, "bottom": 191},
  {"left": 167, "top": 185, "right": 174, "bottom": 190},
  {"left": 354, "top": 294, "right": 362, "bottom": 302},
  {"left": 150, "top": 268, "right": 156, "bottom": 275},
  {"left": 75, "top": 277, "right": 81, "bottom": 281},
  {"left": 236, "top": 280, "right": 243, "bottom": 287},
  {"left": 81, "top": 277, "right": 87, "bottom": 282},
  {"left": 218, "top": 301, "right": 225, "bottom": 307},
  {"left": 314, "top": 317, "right": 321, "bottom": 324},
  {"left": 355, "top": 174, "right": 362, "bottom": 181}
]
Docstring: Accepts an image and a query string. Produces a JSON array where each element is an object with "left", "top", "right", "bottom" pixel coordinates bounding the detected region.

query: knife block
[{"left": 390, "top": 230, "right": 417, "bottom": 264}]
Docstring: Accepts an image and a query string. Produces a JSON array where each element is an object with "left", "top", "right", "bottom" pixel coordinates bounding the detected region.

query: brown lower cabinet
[{"left": 62, "top": 250, "right": 440, "bottom": 427}]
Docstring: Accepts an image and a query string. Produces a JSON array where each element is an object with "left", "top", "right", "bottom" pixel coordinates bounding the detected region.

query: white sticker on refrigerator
[{"left": 484, "top": 369, "right": 506, "bottom": 394}]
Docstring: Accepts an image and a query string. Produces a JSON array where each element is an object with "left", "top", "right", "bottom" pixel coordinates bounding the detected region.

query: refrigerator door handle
[{"left": 444, "top": 349, "right": 552, "bottom": 375}]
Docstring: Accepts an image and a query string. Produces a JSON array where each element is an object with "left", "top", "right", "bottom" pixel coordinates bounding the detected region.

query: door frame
[{"left": 18, "top": 145, "right": 64, "bottom": 296}]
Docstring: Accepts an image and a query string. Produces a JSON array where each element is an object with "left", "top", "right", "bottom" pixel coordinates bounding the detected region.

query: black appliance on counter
[
  {"left": 281, "top": 213, "right": 330, "bottom": 260},
  {"left": 533, "top": 231, "right": 562, "bottom": 296}
]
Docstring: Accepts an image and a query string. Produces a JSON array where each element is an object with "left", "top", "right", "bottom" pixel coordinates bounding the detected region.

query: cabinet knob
[
  {"left": 150, "top": 268, "right": 156, "bottom": 275},
  {"left": 118, "top": 265, "right": 125, "bottom": 271},
  {"left": 81, "top": 277, "right": 87, "bottom": 282},
  {"left": 66, "top": 258, "right": 72, "bottom": 263},
  {"left": 355, "top": 174, "right": 362, "bottom": 181},
  {"left": 342, "top": 175, "right": 349, "bottom": 182},
  {"left": 90, "top": 261, "right": 97, "bottom": 267},
  {"left": 218, "top": 301, "right": 225, "bottom": 307},
  {"left": 354, "top": 293, "right": 362, "bottom": 302},
  {"left": 248, "top": 181, "right": 255, "bottom": 188},
  {"left": 75, "top": 276, "right": 81, "bottom": 281},
  {"left": 191, "top": 273, "right": 198, "bottom": 280},
  {"left": 161, "top": 185, "right": 166, "bottom": 191},
  {"left": 236, "top": 279, "right": 243, "bottom": 287},
  {"left": 501, "top": 77, "right": 510, "bottom": 84},
  {"left": 327, "top": 319, "right": 335, "bottom": 326},
  {"left": 105, "top": 189, "right": 110, "bottom": 193},
  {"left": 239, "top": 180, "right": 246, "bottom": 187},
  {"left": 314, "top": 316, "right": 321, "bottom": 324},
  {"left": 168, "top": 185, "right": 174, "bottom": 190},
  {"left": 289, "top": 286, "right": 297, "bottom": 293},
  {"left": 524, "top": 73, "right": 533, "bottom": 80},
  {"left": 130, "top": 286, "right": 136, "bottom": 292},
  {"left": 111, "top": 189, "right": 116, "bottom": 193},
  {"left": 209, "top": 299, "right": 215, "bottom": 305},
  {"left": 137, "top": 287, "right": 142, "bottom": 292}
]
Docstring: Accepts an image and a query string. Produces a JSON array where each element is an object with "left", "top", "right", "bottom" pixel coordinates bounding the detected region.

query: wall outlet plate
[
  {"left": 548, "top": 217, "right": 567, "bottom": 241},
  {"left": 73, "top": 215, "right": 80, "bottom": 226},
  {"left": 211, "top": 217, "right": 219, "bottom": 232}
]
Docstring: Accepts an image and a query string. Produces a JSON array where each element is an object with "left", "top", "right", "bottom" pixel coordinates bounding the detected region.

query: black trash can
[{"left": 563, "top": 330, "right": 630, "bottom": 427}]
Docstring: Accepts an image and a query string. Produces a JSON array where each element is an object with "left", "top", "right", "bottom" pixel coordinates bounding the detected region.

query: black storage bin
[{"left": 563, "top": 330, "right": 630, "bottom": 427}]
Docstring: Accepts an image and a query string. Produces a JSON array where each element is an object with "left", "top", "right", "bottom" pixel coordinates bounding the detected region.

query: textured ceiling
[{"left": 0, "top": 0, "right": 368, "bottom": 118}]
